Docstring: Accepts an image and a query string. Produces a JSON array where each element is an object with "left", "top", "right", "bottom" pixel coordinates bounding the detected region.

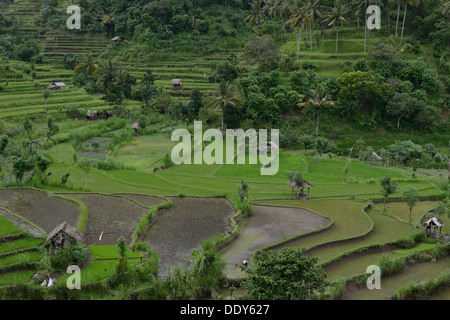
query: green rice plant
[
  {"left": 394, "top": 271, "right": 450, "bottom": 300},
  {"left": 378, "top": 254, "right": 406, "bottom": 277}
]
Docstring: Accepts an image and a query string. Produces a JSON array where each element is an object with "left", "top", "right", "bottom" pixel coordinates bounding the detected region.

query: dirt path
[{"left": 220, "top": 205, "right": 330, "bottom": 279}]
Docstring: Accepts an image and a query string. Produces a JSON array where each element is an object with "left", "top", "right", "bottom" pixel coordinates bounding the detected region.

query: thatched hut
[
  {"left": 172, "top": 79, "right": 182, "bottom": 88},
  {"left": 111, "top": 36, "right": 123, "bottom": 42},
  {"left": 86, "top": 110, "right": 98, "bottom": 120},
  {"left": 287, "top": 180, "right": 313, "bottom": 199},
  {"left": 423, "top": 217, "right": 444, "bottom": 238},
  {"left": 131, "top": 122, "right": 140, "bottom": 133},
  {"left": 363, "top": 152, "right": 383, "bottom": 166},
  {"left": 47, "top": 82, "right": 66, "bottom": 90},
  {"left": 259, "top": 141, "right": 279, "bottom": 156},
  {"left": 44, "top": 222, "right": 83, "bottom": 253}
]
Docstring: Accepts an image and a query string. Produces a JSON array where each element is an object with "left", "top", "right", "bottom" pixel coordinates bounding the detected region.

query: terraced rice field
[
  {"left": 0, "top": 189, "right": 80, "bottom": 234},
  {"left": 143, "top": 197, "right": 235, "bottom": 277},
  {"left": 343, "top": 256, "right": 450, "bottom": 300},
  {"left": 59, "top": 193, "right": 151, "bottom": 245},
  {"left": 221, "top": 204, "right": 330, "bottom": 279}
]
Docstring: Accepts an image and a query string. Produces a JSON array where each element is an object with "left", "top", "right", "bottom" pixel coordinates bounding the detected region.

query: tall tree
[
  {"left": 209, "top": 79, "right": 241, "bottom": 133},
  {"left": 324, "top": 1, "right": 350, "bottom": 53},
  {"left": 402, "top": 186, "right": 419, "bottom": 223},
  {"left": 400, "top": 0, "right": 420, "bottom": 40},
  {"left": 245, "top": 0, "right": 265, "bottom": 31},
  {"left": 380, "top": 175, "right": 398, "bottom": 210},
  {"left": 42, "top": 89, "right": 51, "bottom": 114},
  {"left": 286, "top": 0, "right": 311, "bottom": 60},
  {"left": 298, "top": 84, "right": 335, "bottom": 140}
]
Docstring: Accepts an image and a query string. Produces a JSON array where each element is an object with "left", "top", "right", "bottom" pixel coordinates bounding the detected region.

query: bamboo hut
[
  {"left": 423, "top": 217, "right": 444, "bottom": 238},
  {"left": 44, "top": 222, "right": 83, "bottom": 253},
  {"left": 287, "top": 180, "right": 313, "bottom": 199}
]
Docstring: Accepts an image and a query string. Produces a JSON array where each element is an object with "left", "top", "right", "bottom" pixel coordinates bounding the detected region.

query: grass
[
  {"left": 89, "top": 245, "right": 143, "bottom": 260},
  {"left": 0, "top": 270, "right": 35, "bottom": 286},
  {"left": 393, "top": 243, "right": 436, "bottom": 255},
  {"left": 0, "top": 251, "right": 43, "bottom": 266},
  {"left": 0, "top": 215, "right": 22, "bottom": 237},
  {"left": 0, "top": 239, "right": 44, "bottom": 255}
]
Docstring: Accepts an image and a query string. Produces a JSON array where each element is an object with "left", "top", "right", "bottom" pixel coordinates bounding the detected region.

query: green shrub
[{"left": 378, "top": 254, "right": 406, "bottom": 277}]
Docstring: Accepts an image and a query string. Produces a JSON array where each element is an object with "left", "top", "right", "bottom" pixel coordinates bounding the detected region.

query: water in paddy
[
  {"left": 344, "top": 256, "right": 450, "bottom": 300},
  {"left": 427, "top": 287, "right": 450, "bottom": 300},
  {"left": 143, "top": 197, "right": 234, "bottom": 278},
  {"left": 0, "top": 189, "right": 79, "bottom": 233}
]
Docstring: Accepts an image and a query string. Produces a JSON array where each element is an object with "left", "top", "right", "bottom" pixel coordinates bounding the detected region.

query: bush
[
  {"left": 49, "top": 241, "right": 88, "bottom": 271},
  {"left": 378, "top": 254, "right": 405, "bottom": 277}
]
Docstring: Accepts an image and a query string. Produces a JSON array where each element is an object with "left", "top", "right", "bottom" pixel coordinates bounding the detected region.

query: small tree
[
  {"left": 402, "top": 187, "right": 419, "bottom": 223},
  {"left": 23, "top": 118, "right": 33, "bottom": 137},
  {"left": 42, "top": 89, "right": 51, "bottom": 114},
  {"left": 60, "top": 172, "right": 70, "bottom": 186},
  {"left": 116, "top": 236, "right": 128, "bottom": 276},
  {"left": 241, "top": 248, "right": 328, "bottom": 300},
  {"left": 36, "top": 156, "right": 51, "bottom": 184},
  {"left": 238, "top": 180, "right": 249, "bottom": 203},
  {"left": 0, "top": 135, "right": 8, "bottom": 156},
  {"left": 78, "top": 158, "right": 92, "bottom": 188},
  {"left": 380, "top": 175, "right": 398, "bottom": 211},
  {"left": 343, "top": 160, "right": 351, "bottom": 184}
]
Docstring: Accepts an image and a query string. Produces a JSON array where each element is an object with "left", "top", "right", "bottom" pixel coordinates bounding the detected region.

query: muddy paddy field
[
  {"left": 0, "top": 189, "right": 79, "bottom": 234},
  {"left": 142, "top": 197, "right": 235, "bottom": 277},
  {"left": 220, "top": 205, "right": 330, "bottom": 279},
  {"left": 58, "top": 193, "right": 153, "bottom": 245}
]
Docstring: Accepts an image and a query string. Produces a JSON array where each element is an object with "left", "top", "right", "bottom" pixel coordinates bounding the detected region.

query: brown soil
[
  {"left": 60, "top": 193, "right": 149, "bottom": 245},
  {"left": 143, "top": 197, "right": 235, "bottom": 278},
  {"left": 114, "top": 194, "right": 167, "bottom": 208},
  {"left": 0, "top": 189, "right": 79, "bottom": 234},
  {"left": 220, "top": 204, "right": 330, "bottom": 279}
]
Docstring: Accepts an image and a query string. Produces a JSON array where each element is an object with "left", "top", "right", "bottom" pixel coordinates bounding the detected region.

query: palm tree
[
  {"left": 209, "top": 79, "right": 240, "bottom": 133},
  {"left": 298, "top": 84, "right": 335, "bottom": 140},
  {"left": 388, "top": 0, "right": 401, "bottom": 36},
  {"left": 401, "top": 0, "right": 420, "bottom": 40},
  {"left": 443, "top": 1, "right": 450, "bottom": 16},
  {"left": 286, "top": 0, "right": 311, "bottom": 60},
  {"left": 245, "top": 0, "right": 265, "bottom": 31},
  {"left": 95, "top": 59, "right": 118, "bottom": 94},
  {"left": 74, "top": 53, "right": 98, "bottom": 76},
  {"left": 324, "top": 1, "right": 350, "bottom": 53},
  {"left": 42, "top": 89, "right": 51, "bottom": 114},
  {"left": 305, "top": 0, "right": 322, "bottom": 51}
]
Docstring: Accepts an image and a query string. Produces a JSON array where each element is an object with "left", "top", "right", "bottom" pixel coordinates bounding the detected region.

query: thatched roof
[
  {"left": 287, "top": 180, "right": 313, "bottom": 189},
  {"left": 131, "top": 123, "right": 140, "bottom": 130},
  {"left": 53, "top": 82, "right": 66, "bottom": 87},
  {"left": 423, "top": 217, "right": 444, "bottom": 228},
  {"left": 260, "top": 141, "right": 279, "bottom": 150},
  {"left": 44, "top": 222, "right": 83, "bottom": 244},
  {"left": 111, "top": 36, "right": 123, "bottom": 41},
  {"left": 172, "top": 79, "right": 182, "bottom": 86}
]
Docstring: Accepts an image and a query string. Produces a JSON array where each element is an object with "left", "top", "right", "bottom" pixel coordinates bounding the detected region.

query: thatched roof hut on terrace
[
  {"left": 44, "top": 222, "right": 83, "bottom": 253},
  {"left": 287, "top": 180, "right": 313, "bottom": 199}
]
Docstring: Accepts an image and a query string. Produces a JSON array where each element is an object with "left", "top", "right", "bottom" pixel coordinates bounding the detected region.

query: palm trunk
[
  {"left": 45, "top": 99, "right": 47, "bottom": 114},
  {"left": 401, "top": 3, "right": 407, "bottom": 40},
  {"left": 409, "top": 208, "right": 412, "bottom": 223},
  {"left": 336, "top": 24, "right": 339, "bottom": 53},
  {"left": 357, "top": 13, "right": 360, "bottom": 28},
  {"left": 310, "top": 24, "right": 313, "bottom": 51},
  {"left": 364, "top": 12, "right": 367, "bottom": 52},
  {"left": 296, "top": 23, "right": 302, "bottom": 61},
  {"left": 85, "top": 174, "right": 87, "bottom": 188},
  {"left": 395, "top": 1, "right": 401, "bottom": 36},
  {"left": 315, "top": 108, "right": 320, "bottom": 140}
]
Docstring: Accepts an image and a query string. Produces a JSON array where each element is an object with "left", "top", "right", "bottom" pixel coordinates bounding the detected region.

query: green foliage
[
  {"left": 241, "top": 248, "right": 328, "bottom": 300},
  {"left": 49, "top": 241, "right": 88, "bottom": 271},
  {"left": 378, "top": 254, "right": 406, "bottom": 277}
]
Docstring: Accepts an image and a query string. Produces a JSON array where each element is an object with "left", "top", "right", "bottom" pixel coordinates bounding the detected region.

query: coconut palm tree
[
  {"left": 74, "top": 53, "right": 98, "bottom": 76},
  {"left": 388, "top": 0, "right": 401, "bottom": 36},
  {"left": 209, "top": 79, "right": 241, "bottom": 133},
  {"left": 401, "top": 0, "right": 420, "bottom": 40},
  {"left": 245, "top": 0, "right": 265, "bottom": 32},
  {"left": 298, "top": 84, "right": 335, "bottom": 140},
  {"left": 305, "top": 0, "right": 322, "bottom": 51},
  {"left": 95, "top": 59, "right": 118, "bottom": 94},
  {"left": 443, "top": 1, "right": 450, "bottom": 16},
  {"left": 324, "top": 1, "right": 350, "bottom": 53},
  {"left": 286, "top": 0, "right": 311, "bottom": 60}
]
